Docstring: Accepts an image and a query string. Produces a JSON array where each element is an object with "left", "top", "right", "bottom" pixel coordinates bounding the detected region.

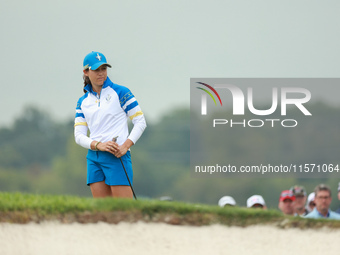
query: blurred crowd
[{"left": 218, "top": 182, "right": 340, "bottom": 220}]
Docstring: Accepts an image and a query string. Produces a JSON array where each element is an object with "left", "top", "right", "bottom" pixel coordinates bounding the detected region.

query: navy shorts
[{"left": 86, "top": 150, "right": 133, "bottom": 186}]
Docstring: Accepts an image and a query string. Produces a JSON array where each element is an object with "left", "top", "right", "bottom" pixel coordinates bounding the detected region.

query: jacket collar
[{"left": 84, "top": 77, "right": 112, "bottom": 94}]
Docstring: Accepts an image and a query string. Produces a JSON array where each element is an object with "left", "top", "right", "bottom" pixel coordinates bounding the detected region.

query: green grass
[{"left": 1, "top": 192, "right": 340, "bottom": 229}]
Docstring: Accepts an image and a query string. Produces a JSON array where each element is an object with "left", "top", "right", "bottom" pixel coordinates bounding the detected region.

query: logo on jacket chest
[
  {"left": 93, "top": 94, "right": 112, "bottom": 106},
  {"left": 106, "top": 94, "right": 112, "bottom": 102}
]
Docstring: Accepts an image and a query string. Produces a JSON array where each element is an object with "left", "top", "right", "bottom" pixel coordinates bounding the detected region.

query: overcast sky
[{"left": 1, "top": 0, "right": 339, "bottom": 127}]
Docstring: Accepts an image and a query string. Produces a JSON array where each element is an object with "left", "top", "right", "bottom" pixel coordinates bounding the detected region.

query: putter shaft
[{"left": 113, "top": 136, "right": 137, "bottom": 200}]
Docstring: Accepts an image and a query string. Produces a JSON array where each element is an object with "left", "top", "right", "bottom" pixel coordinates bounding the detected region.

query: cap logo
[{"left": 96, "top": 53, "right": 101, "bottom": 61}]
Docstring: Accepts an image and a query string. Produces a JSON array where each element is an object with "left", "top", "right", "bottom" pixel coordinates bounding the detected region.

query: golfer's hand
[
  {"left": 114, "top": 144, "right": 128, "bottom": 158},
  {"left": 96, "top": 141, "right": 118, "bottom": 154},
  {"left": 114, "top": 139, "right": 134, "bottom": 158}
]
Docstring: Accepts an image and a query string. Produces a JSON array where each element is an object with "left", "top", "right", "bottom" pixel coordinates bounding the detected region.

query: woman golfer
[{"left": 74, "top": 51, "right": 146, "bottom": 198}]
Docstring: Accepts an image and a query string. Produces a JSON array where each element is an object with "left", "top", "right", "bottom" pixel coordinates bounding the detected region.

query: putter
[{"left": 113, "top": 136, "right": 137, "bottom": 200}]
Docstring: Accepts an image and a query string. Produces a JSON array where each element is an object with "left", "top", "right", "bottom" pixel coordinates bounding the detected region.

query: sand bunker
[{"left": 1, "top": 221, "right": 339, "bottom": 255}]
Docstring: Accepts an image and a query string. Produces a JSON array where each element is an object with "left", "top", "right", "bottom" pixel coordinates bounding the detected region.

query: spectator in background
[
  {"left": 290, "top": 185, "right": 309, "bottom": 216},
  {"left": 305, "top": 184, "right": 340, "bottom": 220},
  {"left": 247, "top": 195, "right": 267, "bottom": 209},
  {"left": 278, "top": 190, "right": 295, "bottom": 215},
  {"left": 335, "top": 182, "right": 340, "bottom": 214},
  {"left": 306, "top": 192, "right": 316, "bottom": 213},
  {"left": 218, "top": 196, "right": 236, "bottom": 207}
]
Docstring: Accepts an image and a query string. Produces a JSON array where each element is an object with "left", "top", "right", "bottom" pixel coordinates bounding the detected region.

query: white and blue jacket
[{"left": 74, "top": 77, "right": 146, "bottom": 149}]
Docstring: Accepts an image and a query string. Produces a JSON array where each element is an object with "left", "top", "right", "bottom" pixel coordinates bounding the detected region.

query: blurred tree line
[{"left": 0, "top": 104, "right": 339, "bottom": 210}]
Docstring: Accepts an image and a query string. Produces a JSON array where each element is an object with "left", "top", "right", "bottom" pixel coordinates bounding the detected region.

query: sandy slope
[{"left": 0, "top": 221, "right": 339, "bottom": 255}]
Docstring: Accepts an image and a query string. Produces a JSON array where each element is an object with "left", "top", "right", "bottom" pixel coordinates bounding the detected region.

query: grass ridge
[{"left": 1, "top": 192, "right": 340, "bottom": 229}]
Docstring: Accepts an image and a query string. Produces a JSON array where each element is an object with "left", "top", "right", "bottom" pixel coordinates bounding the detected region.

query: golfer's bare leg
[
  {"left": 90, "top": 181, "right": 112, "bottom": 198},
  {"left": 111, "top": 185, "right": 133, "bottom": 199}
]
